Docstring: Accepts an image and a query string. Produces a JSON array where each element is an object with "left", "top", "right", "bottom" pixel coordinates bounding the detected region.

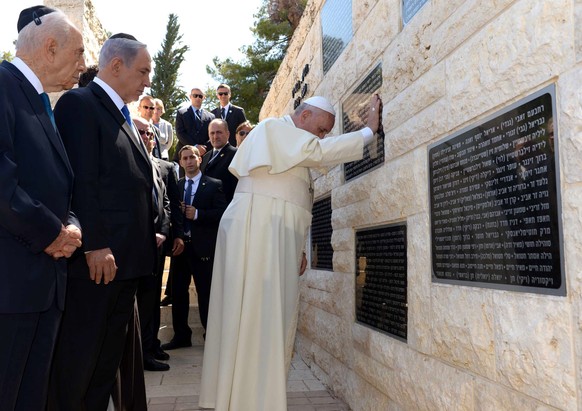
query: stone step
[{"left": 159, "top": 302, "right": 205, "bottom": 346}]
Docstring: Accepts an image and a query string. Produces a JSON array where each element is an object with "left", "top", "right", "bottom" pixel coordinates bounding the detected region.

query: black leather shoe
[
  {"left": 159, "top": 296, "right": 172, "bottom": 306},
  {"left": 154, "top": 348, "right": 170, "bottom": 361},
  {"left": 144, "top": 357, "right": 170, "bottom": 372},
  {"left": 161, "top": 339, "right": 192, "bottom": 350}
]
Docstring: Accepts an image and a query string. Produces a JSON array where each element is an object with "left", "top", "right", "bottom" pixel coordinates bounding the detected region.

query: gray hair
[
  {"left": 99, "top": 37, "right": 147, "bottom": 69},
  {"left": 209, "top": 118, "right": 228, "bottom": 130},
  {"left": 16, "top": 11, "right": 73, "bottom": 55},
  {"left": 293, "top": 102, "right": 310, "bottom": 115}
]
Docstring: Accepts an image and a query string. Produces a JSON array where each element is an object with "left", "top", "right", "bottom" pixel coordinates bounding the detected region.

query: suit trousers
[
  {"left": 171, "top": 240, "right": 214, "bottom": 338},
  {"left": 136, "top": 273, "right": 158, "bottom": 358},
  {"left": 48, "top": 277, "right": 139, "bottom": 411},
  {"left": 111, "top": 301, "right": 147, "bottom": 411},
  {"left": 0, "top": 299, "right": 61, "bottom": 411}
]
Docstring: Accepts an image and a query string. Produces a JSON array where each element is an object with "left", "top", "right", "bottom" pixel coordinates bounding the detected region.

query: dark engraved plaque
[
  {"left": 344, "top": 64, "right": 384, "bottom": 181},
  {"left": 311, "top": 196, "right": 333, "bottom": 270},
  {"left": 429, "top": 85, "right": 565, "bottom": 295},
  {"left": 403, "top": 0, "right": 429, "bottom": 24},
  {"left": 321, "top": 0, "right": 353, "bottom": 74},
  {"left": 355, "top": 225, "right": 407, "bottom": 341}
]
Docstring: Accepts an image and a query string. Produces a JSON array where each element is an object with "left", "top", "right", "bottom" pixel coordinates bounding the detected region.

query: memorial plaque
[
  {"left": 403, "top": 0, "right": 429, "bottom": 24},
  {"left": 321, "top": 0, "right": 353, "bottom": 74},
  {"left": 344, "top": 64, "right": 384, "bottom": 181},
  {"left": 429, "top": 85, "right": 565, "bottom": 295},
  {"left": 355, "top": 224, "right": 407, "bottom": 341},
  {"left": 311, "top": 196, "right": 333, "bottom": 270}
]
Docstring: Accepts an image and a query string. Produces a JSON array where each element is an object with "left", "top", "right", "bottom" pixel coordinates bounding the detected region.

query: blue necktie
[
  {"left": 184, "top": 179, "right": 193, "bottom": 234},
  {"left": 221, "top": 107, "right": 226, "bottom": 120},
  {"left": 121, "top": 105, "right": 132, "bottom": 125},
  {"left": 194, "top": 109, "right": 202, "bottom": 129},
  {"left": 209, "top": 150, "right": 220, "bottom": 164},
  {"left": 40, "top": 92, "right": 56, "bottom": 129}
]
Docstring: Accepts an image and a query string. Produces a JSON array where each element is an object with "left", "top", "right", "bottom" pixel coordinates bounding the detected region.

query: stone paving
[
  {"left": 150, "top": 263, "right": 349, "bottom": 410},
  {"left": 144, "top": 344, "right": 350, "bottom": 411}
]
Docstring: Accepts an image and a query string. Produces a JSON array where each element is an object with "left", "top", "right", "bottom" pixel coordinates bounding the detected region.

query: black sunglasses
[
  {"left": 237, "top": 130, "right": 249, "bottom": 136},
  {"left": 217, "top": 92, "right": 229, "bottom": 96},
  {"left": 191, "top": 94, "right": 204, "bottom": 99},
  {"left": 138, "top": 129, "right": 154, "bottom": 137},
  {"left": 141, "top": 105, "right": 155, "bottom": 110}
]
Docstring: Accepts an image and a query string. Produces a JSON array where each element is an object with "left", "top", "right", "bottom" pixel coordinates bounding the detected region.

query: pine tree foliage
[
  {"left": 150, "top": 13, "right": 189, "bottom": 122},
  {"left": 206, "top": 0, "right": 306, "bottom": 123}
]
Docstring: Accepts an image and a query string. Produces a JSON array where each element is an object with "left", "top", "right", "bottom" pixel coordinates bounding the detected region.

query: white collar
[
  {"left": 93, "top": 77, "right": 125, "bottom": 111},
  {"left": 186, "top": 172, "right": 202, "bottom": 184}
]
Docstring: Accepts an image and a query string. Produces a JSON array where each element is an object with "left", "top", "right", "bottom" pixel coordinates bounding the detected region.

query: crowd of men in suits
[{"left": 0, "top": 5, "right": 252, "bottom": 410}]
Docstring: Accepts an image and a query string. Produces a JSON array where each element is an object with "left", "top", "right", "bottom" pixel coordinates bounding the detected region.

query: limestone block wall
[
  {"left": 45, "top": 0, "right": 107, "bottom": 66},
  {"left": 261, "top": 0, "right": 582, "bottom": 409}
]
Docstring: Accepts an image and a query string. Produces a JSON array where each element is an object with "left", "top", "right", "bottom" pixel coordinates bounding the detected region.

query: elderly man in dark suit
[
  {"left": 48, "top": 34, "right": 157, "bottom": 411},
  {"left": 0, "top": 6, "right": 85, "bottom": 410},
  {"left": 211, "top": 83, "right": 247, "bottom": 147},
  {"left": 162, "top": 145, "right": 228, "bottom": 349},
  {"left": 175, "top": 88, "right": 215, "bottom": 163},
  {"left": 201, "top": 119, "right": 238, "bottom": 203}
]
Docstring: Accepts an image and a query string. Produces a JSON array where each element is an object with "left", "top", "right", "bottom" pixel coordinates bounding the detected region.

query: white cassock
[{"left": 199, "top": 115, "right": 367, "bottom": 411}]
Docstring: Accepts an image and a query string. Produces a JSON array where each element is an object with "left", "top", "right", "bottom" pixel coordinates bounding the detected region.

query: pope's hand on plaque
[{"left": 366, "top": 94, "right": 382, "bottom": 134}]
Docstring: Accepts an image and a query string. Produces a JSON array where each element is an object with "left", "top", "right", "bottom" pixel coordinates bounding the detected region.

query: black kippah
[
  {"left": 109, "top": 33, "right": 138, "bottom": 41},
  {"left": 17, "top": 5, "right": 57, "bottom": 33}
]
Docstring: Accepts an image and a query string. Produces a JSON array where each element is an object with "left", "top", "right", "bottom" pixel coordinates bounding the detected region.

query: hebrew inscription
[
  {"left": 403, "top": 0, "right": 429, "bottom": 24},
  {"left": 311, "top": 196, "right": 333, "bottom": 270},
  {"left": 429, "top": 86, "right": 564, "bottom": 295},
  {"left": 321, "top": 0, "right": 353, "bottom": 74},
  {"left": 356, "top": 225, "right": 407, "bottom": 341},
  {"left": 344, "top": 64, "right": 384, "bottom": 181}
]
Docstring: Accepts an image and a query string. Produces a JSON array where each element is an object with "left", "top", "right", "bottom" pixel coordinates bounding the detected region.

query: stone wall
[
  {"left": 46, "top": 0, "right": 107, "bottom": 66},
  {"left": 262, "top": 0, "right": 582, "bottom": 409}
]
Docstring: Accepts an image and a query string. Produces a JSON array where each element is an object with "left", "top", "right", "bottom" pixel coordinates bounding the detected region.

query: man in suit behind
[
  {"left": 0, "top": 7, "right": 85, "bottom": 411},
  {"left": 162, "top": 145, "right": 228, "bottom": 349},
  {"left": 211, "top": 83, "right": 247, "bottom": 147},
  {"left": 137, "top": 94, "right": 163, "bottom": 159},
  {"left": 200, "top": 119, "right": 238, "bottom": 203},
  {"left": 175, "top": 87, "right": 215, "bottom": 163},
  {"left": 133, "top": 117, "right": 172, "bottom": 372},
  {"left": 48, "top": 33, "right": 157, "bottom": 411}
]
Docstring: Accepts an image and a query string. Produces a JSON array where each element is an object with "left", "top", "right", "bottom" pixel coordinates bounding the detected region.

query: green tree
[
  {"left": 150, "top": 13, "right": 188, "bottom": 123},
  {"left": 202, "top": 86, "right": 219, "bottom": 112},
  {"left": 206, "top": 0, "right": 306, "bottom": 123}
]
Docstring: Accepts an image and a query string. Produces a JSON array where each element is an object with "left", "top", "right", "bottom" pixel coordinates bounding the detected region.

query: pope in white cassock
[{"left": 199, "top": 94, "right": 382, "bottom": 411}]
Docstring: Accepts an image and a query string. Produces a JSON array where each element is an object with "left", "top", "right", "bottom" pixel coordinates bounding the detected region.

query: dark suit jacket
[
  {"left": 152, "top": 158, "right": 170, "bottom": 239},
  {"left": 174, "top": 106, "right": 215, "bottom": 161},
  {"left": 179, "top": 175, "right": 227, "bottom": 258},
  {"left": 200, "top": 144, "right": 238, "bottom": 203},
  {"left": 0, "top": 61, "right": 78, "bottom": 313},
  {"left": 151, "top": 126, "right": 163, "bottom": 160},
  {"left": 55, "top": 81, "right": 157, "bottom": 280},
  {"left": 153, "top": 158, "right": 183, "bottom": 255},
  {"left": 211, "top": 104, "right": 246, "bottom": 147}
]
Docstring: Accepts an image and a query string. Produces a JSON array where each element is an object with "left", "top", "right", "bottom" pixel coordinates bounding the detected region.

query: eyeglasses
[
  {"left": 138, "top": 129, "right": 154, "bottom": 137},
  {"left": 237, "top": 130, "right": 249, "bottom": 136},
  {"left": 217, "top": 92, "right": 230, "bottom": 96},
  {"left": 141, "top": 105, "right": 155, "bottom": 110},
  {"left": 191, "top": 94, "right": 204, "bottom": 99}
]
